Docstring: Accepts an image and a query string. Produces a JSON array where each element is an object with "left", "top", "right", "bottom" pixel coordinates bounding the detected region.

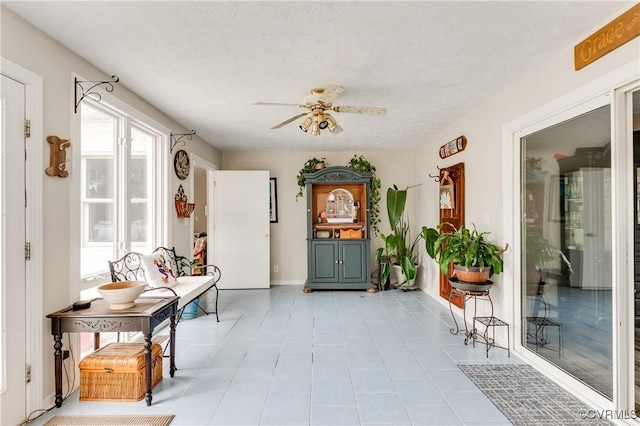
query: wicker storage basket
[
  {"left": 339, "top": 228, "right": 363, "bottom": 239},
  {"left": 79, "top": 342, "right": 163, "bottom": 402}
]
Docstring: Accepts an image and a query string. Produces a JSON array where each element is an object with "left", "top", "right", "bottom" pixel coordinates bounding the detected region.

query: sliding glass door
[{"left": 521, "top": 105, "right": 613, "bottom": 398}]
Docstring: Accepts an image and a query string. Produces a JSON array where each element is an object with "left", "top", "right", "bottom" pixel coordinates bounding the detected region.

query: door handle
[
  {"left": 586, "top": 233, "right": 597, "bottom": 237},
  {"left": 264, "top": 233, "right": 269, "bottom": 237}
]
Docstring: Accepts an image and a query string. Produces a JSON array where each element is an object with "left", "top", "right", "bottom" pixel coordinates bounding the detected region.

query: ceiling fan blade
[
  {"left": 332, "top": 105, "right": 387, "bottom": 115},
  {"left": 270, "top": 112, "right": 308, "bottom": 129},
  {"left": 253, "top": 102, "right": 306, "bottom": 108},
  {"left": 317, "top": 85, "right": 345, "bottom": 105}
]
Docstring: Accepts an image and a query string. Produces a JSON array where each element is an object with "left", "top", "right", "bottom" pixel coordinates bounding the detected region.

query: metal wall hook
[
  {"left": 170, "top": 130, "right": 196, "bottom": 153},
  {"left": 430, "top": 165, "right": 461, "bottom": 182},
  {"left": 74, "top": 75, "right": 119, "bottom": 113},
  {"left": 428, "top": 172, "right": 441, "bottom": 182}
]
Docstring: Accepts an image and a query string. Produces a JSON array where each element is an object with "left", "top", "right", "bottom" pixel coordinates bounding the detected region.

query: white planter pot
[{"left": 392, "top": 264, "right": 417, "bottom": 288}]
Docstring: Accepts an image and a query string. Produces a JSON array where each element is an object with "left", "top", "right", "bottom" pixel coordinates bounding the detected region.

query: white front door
[
  {"left": 0, "top": 74, "right": 27, "bottom": 425},
  {"left": 212, "top": 170, "right": 270, "bottom": 289}
]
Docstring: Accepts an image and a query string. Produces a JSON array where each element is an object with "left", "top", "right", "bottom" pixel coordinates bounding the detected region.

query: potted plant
[
  {"left": 296, "top": 157, "right": 327, "bottom": 199},
  {"left": 375, "top": 185, "right": 424, "bottom": 288},
  {"left": 346, "top": 155, "right": 382, "bottom": 236},
  {"left": 424, "top": 223, "right": 508, "bottom": 283}
]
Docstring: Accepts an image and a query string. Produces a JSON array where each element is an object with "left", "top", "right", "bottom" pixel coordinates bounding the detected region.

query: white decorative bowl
[{"left": 97, "top": 281, "right": 147, "bottom": 310}]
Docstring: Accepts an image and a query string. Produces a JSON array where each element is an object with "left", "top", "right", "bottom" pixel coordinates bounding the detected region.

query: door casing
[{"left": 0, "top": 57, "right": 44, "bottom": 418}]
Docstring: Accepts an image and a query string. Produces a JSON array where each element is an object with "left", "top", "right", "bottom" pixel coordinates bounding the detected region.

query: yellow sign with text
[{"left": 574, "top": 3, "right": 640, "bottom": 70}]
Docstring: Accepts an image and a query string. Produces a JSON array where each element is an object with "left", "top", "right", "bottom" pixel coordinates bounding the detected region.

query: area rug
[
  {"left": 459, "top": 364, "right": 611, "bottom": 426},
  {"left": 44, "top": 414, "right": 174, "bottom": 426}
]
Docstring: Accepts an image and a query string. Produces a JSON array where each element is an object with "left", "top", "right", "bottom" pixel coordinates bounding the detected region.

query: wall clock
[{"left": 174, "top": 149, "right": 190, "bottom": 180}]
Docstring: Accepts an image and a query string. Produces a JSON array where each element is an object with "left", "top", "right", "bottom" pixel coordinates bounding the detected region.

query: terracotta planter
[{"left": 452, "top": 264, "right": 490, "bottom": 283}]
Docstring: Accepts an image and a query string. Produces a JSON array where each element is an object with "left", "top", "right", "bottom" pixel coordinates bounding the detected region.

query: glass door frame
[
  {"left": 612, "top": 80, "right": 640, "bottom": 414},
  {"left": 502, "top": 59, "right": 640, "bottom": 414}
]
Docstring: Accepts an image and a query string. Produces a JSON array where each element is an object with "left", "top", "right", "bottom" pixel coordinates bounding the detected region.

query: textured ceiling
[{"left": 4, "top": 1, "right": 633, "bottom": 152}]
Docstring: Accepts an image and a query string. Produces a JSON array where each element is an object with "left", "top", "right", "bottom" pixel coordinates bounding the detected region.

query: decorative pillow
[{"left": 140, "top": 253, "right": 179, "bottom": 288}]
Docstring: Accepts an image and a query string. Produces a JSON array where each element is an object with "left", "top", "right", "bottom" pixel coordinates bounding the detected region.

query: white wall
[
  {"left": 1, "top": 6, "right": 222, "bottom": 405},
  {"left": 222, "top": 150, "right": 416, "bottom": 285}
]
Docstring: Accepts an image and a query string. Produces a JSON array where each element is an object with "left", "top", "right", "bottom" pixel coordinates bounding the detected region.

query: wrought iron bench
[{"left": 108, "top": 246, "right": 221, "bottom": 322}]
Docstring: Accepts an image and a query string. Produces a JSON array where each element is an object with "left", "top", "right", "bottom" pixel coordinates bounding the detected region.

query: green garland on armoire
[
  {"left": 295, "top": 155, "right": 381, "bottom": 236},
  {"left": 346, "top": 155, "right": 381, "bottom": 236}
]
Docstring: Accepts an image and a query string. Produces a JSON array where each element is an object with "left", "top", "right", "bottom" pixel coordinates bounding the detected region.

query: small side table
[
  {"left": 448, "top": 277, "right": 509, "bottom": 357},
  {"left": 473, "top": 316, "right": 510, "bottom": 357}
]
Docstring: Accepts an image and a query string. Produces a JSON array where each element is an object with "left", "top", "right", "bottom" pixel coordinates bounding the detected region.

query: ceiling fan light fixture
[
  {"left": 325, "top": 115, "right": 343, "bottom": 133},
  {"left": 317, "top": 112, "right": 329, "bottom": 129},
  {"left": 311, "top": 120, "right": 321, "bottom": 136},
  {"left": 299, "top": 117, "right": 313, "bottom": 132}
]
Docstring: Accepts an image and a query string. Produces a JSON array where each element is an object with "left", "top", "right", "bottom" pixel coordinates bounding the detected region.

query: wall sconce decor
[
  {"left": 170, "top": 130, "right": 196, "bottom": 154},
  {"left": 74, "top": 75, "right": 119, "bottom": 113},
  {"left": 45, "top": 135, "right": 71, "bottom": 178},
  {"left": 175, "top": 184, "right": 195, "bottom": 218}
]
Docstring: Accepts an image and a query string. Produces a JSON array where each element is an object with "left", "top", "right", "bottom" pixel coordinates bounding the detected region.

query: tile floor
[{"left": 30, "top": 285, "right": 523, "bottom": 425}]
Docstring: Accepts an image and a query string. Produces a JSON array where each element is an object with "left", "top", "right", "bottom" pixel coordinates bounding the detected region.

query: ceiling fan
[{"left": 253, "top": 85, "right": 387, "bottom": 135}]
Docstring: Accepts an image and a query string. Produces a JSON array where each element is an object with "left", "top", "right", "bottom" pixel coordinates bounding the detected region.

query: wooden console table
[{"left": 47, "top": 296, "right": 179, "bottom": 407}]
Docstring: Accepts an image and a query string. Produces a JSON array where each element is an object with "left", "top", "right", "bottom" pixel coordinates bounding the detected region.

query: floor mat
[
  {"left": 459, "top": 364, "right": 611, "bottom": 426},
  {"left": 44, "top": 415, "right": 174, "bottom": 426}
]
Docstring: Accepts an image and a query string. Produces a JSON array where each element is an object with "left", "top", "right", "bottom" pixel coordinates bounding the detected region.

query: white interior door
[
  {"left": 0, "top": 74, "right": 27, "bottom": 425},
  {"left": 212, "top": 170, "right": 270, "bottom": 289}
]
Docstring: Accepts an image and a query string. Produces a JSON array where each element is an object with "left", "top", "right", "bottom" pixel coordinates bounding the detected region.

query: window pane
[
  {"left": 81, "top": 104, "right": 116, "bottom": 277},
  {"left": 521, "top": 104, "right": 613, "bottom": 399},
  {"left": 88, "top": 202, "right": 113, "bottom": 242},
  {"left": 85, "top": 158, "right": 112, "bottom": 199},
  {"left": 130, "top": 158, "right": 147, "bottom": 199},
  {"left": 130, "top": 201, "right": 147, "bottom": 243},
  {"left": 130, "top": 126, "right": 154, "bottom": 253}
]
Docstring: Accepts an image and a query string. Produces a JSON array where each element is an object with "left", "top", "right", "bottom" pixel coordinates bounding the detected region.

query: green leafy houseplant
[
  {"left": 346, "top": 155, "right": 381, "bottom": 236},
  {"left": 425, "top": 223, "right": 507, "bottom": 281},
  {"left": 375, "top": 185, "right": 425, "bottom": 287},
  {"left": 296, "top": 157, "right": 327, "bottom": 199}
]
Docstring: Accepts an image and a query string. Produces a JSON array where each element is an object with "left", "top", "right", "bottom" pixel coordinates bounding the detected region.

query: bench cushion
[
  {"left": 170, "top": 276, "right": 215, "bottom": 310},
  {"left": 83, "top": 276, "right": 214, "bottom": 314}
]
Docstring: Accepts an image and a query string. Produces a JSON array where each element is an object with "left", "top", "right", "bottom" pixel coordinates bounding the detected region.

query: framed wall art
[{"left": 269, "top": 177, "right": 278, "bottom": 223}]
